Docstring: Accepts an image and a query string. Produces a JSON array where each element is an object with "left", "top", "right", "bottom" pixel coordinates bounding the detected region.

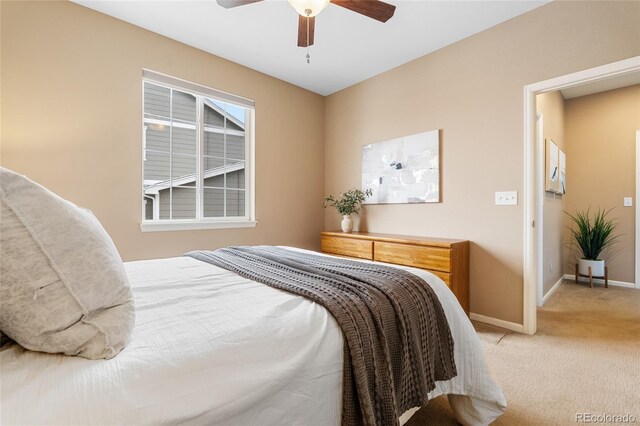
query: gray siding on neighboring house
[
  {"left": 144, "top": 83, "right": 196, "bottom": 123},
  {"left": 204, "top": 106, "right": 224, "bottom": 128},
  {"left": 226, "top": 134, "right": 245, "bottom": 160},
  {"left": 172, "top": 90, "right": 196, "bottom": 123},
  {"left": 204, "top": 172, "right": 223, "bottom": 188},
  {"left": 224, "top": 188, "right": 245, "bottom": 216},
  {"left": 218, "top": 169, "right": 244, "bottom": 189},
  {"left": 202, "top": 172, "right": 244, "bottom": 190},
  {"left": 158, "top": 187, "right": 196, "bottom": 219},
  {"left": 202, "top": 186, "right": 245, "bottom": 217},
  {"left": 145, "top": 107, "right": 244, "bottom": 181},
  {"left": 203, "top": 158, "right": 244, "bottom": 184},
  {"left": 203, "top": 187, "right": 224, "bottom": 217},
  {"left": 144, "top": 83, "right": 170, "bottom": 118},
  {"left": 203, "top": 169, "right": 245, "bottom": 216},
  {"left": 144, "top": 82, "right": 246, "bottom": 219},
  {"left": 145, "top": 127, "right": 197, "bottom": 181},
  {"left": 144, "top": 149, "right": 197, "bottom": 182},
  {"left": 204, "top": 132, "right": 245, "bottom": 160},
  {"left": 155, "top": 170, "right": 245, "bottom": 219},
  {"left": 144, "top": 150, "right": 170, "bottom": 181}
]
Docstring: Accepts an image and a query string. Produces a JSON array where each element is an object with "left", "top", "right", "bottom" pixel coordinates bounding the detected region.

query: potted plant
[
  {"left": 566, "top": 208, "right": 619, "bottom": 277},
  {"left": 323, "top": 188, "right": 373, "bottom": 233}
]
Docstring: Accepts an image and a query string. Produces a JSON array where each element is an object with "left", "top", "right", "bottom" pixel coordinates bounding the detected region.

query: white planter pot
[
  {"left": 578, "top": 258, "right": 605, "bottom": 277},
  {"left": 341, "top": 215, "right": 353, "bottom": 233}
]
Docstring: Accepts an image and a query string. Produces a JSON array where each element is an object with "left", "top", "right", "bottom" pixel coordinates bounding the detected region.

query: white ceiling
[
  {"left": 73, "top": 0, "right": 549, "bottom": 96},
  {"left": 561, "top": 71, "right": 640, "bottom": 99}
]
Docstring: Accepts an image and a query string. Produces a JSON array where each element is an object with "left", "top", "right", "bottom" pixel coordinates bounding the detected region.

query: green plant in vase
[
  {"left": 565, "top": 207, "right": 619, "bottom": 278},
  {"left": 323, "top": 188, "right": 373, "bottom": 233}
]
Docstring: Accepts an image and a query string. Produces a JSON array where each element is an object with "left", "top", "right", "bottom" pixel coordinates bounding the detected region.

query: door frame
[
  {"left": 523, "top": 56, "right": 640, "bottom": 335},
  {"left": 535, "top": 112, "right": 544, "bottom": 306},
  {"left": 636, "top": 130, "right": 640, "bottom": 289}
]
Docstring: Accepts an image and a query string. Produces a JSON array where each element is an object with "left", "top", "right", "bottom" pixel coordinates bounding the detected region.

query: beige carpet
[{"left": 407, "top": 281, "right": 640, "bottom": 425}]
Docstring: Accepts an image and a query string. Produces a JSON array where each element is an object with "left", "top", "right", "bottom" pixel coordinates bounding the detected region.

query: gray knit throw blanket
[{"left": 185, "top": 246, "right": 457, "bottom": 426}]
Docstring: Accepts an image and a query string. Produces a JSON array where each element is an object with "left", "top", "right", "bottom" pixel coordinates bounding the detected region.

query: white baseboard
[
  {"left": 469, "top": 313, "right": 524, "bottom": 333},
  {"left": 541, "top": 276, "right": 564, "bottom": 305},
  {"left": 562, "top": 274, "right": 637, "bottom": 289}
]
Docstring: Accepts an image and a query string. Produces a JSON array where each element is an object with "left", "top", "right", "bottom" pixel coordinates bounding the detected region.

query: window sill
[{"left": 140, "top": 220, "right": 257, "bottom": 232}]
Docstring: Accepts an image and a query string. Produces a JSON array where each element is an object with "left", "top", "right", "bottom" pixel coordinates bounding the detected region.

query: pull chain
[{"left": 305, "top": 9, "right": 311, "bottom": 64}]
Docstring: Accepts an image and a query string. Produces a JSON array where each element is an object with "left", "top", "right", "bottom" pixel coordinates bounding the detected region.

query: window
[{"left": 140, "top": 70, "right": 255, "bottom": 231}]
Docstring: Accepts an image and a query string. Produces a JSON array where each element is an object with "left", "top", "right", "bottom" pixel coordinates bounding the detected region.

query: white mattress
[{"left": 1, "top": 248, "right": 506, "bottom": 425}]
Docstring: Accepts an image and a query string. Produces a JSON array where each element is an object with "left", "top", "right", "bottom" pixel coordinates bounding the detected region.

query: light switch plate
[
  {"left": 495, "top": 191, "right": 518, "bottom": 206},
  {"left": 624, "top": 197, "right": 633, "bottom": 207}
]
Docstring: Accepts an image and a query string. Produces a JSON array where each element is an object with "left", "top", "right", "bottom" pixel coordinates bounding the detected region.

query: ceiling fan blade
[
  {"left": 330, "top": 0, "right": 396, "bottom": 23},
  {"left": 216, "top": 0, "right": 264, "bottom": 9},
  {"left": 297, "top": 15, "right": 316, "bottom": 47}
]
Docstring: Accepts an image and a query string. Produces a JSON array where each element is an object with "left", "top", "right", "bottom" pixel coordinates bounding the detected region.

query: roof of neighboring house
[
  {"left": 144, "top": 162, "right": 245, "bottom": 195},
  {"left": 204, "top": 99, "right": 245, "bottom": 131}
]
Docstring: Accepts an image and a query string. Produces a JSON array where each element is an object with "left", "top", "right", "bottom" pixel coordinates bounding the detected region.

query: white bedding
[{"left": 1, "top": 248, "right": 506, "bottom": 425}]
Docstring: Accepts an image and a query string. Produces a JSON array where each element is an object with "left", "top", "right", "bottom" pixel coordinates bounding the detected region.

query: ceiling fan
[{"left": 216, "top": 0, "right": 396, "bottom": 62}]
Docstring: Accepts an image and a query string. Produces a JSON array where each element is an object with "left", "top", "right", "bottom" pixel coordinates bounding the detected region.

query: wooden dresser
[{"left": 320, "top": 231, "right": 469, "bottom": 314}]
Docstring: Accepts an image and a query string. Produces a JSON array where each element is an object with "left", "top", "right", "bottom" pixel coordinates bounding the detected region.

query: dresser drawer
[
  {"left": 374, "top": 242, "right": 451, "bottom": 272},
  {"left": 321, "top": 236, "right": 373, "bottom": 260}
]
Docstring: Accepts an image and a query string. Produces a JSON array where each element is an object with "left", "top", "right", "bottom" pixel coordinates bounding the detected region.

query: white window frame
[{"left": 140, "top": 69, "right": 256, "bottom": 232}]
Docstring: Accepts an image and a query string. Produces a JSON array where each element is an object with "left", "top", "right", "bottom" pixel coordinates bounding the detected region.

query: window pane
[
  {"left": 143, "top": 75, "right": 252, "bottom": 224},
  {"left": 144, "top": 151, "right": 170, "bottom": 182},
  {"left": 144, "top": 197, "right": 154, "bottom": 220},
  {"left": 225, "top": 104, "right": 246, "bottom": 126},
  {"left": 225, "top": 160, "right": 245, "bottom": 189},
  {"left": 226, "top": 189, "right": 245, "bottom": 217},
  {"left": 216, "top": 101, "right": 245, "bottom": 132},
  {"left": 145, "top": 122, "right": 170, "bottom": 153},
  {"left": 204, "top": 130, "right": 224, "bottom": 157},
  {"left": 171, "top": 187, "right": 196, "bottom": 219},
  {"left": 226, "top": 133, "right": 245, "bottom": 160},
  {"left": 203, "top": 188, "right": 224, "bottom": 217},
  {"left": 203, "top": 156, "right": 225, "bottom": 187},
  {"left": 172, "top": 90, "right": 196, "bottom": 123},
  {"left": 204, "top": 100, "right": 225, "bottom": 128},
  {"left": 204, "top": 100, "right": 246, "bottom": 132},
  {"left": 158, "top": 190, "right": 170, "bottom": 220},
  {"left": 144, "top": 82, "right": 170, "bottom": 119},
  {"left": 173, "top": 126, "right": 196, "bottom": 156},
  {"left": 172, "top": 154, "right": 196, "bottom": 188}
]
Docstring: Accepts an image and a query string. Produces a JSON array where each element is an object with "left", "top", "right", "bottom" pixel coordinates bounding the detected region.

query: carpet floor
[{"left": 407, "top": 281, "right": 640, "bottom": 425}]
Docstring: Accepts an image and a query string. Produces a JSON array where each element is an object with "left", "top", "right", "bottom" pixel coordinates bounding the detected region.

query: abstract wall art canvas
[
  {"left": 559, "top": 149, "right": 566, "bottom": 195},
  {"left": 545, "top": 139, "right": 566, "bottom": 195},
  {"left": 362, "top": 129, "right": 440, "bottom": 204},
  {"left": 545, "top": 139, "right": 560, "bottom": 193}
]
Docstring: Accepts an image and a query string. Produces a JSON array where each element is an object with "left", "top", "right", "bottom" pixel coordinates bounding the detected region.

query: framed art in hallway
[
  {"left": 559, "top": 148, "right": 566, "bottom": 194},
  {"left": 361, "top": 129, "right": 440, "bottom": 204},
  {"left": 545, "top": 138, "right": 562, "bottom": 194}
]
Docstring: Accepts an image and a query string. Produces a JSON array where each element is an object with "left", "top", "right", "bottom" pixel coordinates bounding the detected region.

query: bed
[{"left": 0, "top": 247, "right": 506, "bottom": 425}]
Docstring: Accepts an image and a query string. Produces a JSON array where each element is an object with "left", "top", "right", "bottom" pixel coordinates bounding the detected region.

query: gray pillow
[{"left": 0, "top": 167, "right": 135, "bottom": 359}]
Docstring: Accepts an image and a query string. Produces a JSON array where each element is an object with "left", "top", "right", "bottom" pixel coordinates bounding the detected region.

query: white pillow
[{"left": 0, "top": 167, "right": 135, "bottom": 359}]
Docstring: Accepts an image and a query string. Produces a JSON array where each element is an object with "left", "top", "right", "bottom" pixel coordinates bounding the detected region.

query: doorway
[{"left": 523, "top": 56, "right": 640, "bottom": 335}]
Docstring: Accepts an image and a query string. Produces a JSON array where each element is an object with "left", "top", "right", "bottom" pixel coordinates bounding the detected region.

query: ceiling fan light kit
[
  {"left": 288, "top": 0, "right": 330, "bottom": 17},
  {"left": 217, "top": 0, "right": 396, "bottom": 63}
]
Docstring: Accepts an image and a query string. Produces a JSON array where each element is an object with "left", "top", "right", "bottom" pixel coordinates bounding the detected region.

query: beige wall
[
  {"left": 324, "top": 1, "right": 640, "bottom": 323},
  {"left": 537, "top": 91, "right": 566, "bottom": 296},
  {"left": 0, "top": 1, "right": 325, "bottom": 261},
  {"left": 564, "top": 84, "right": 640, "bottom": 283},
  {"left": 2, "top": 1, "right": 639, "bottom": 325}
]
